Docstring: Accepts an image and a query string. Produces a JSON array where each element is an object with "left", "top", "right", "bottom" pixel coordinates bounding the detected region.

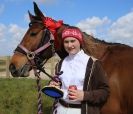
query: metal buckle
[{"left": 27, "top": 52, "right": 35, "bottom": 60}]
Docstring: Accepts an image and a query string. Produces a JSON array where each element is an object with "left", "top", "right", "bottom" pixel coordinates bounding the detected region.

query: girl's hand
[
  {"left": 49, "top": 81, "right": 61, "bottom": 88},
  {"left": 68, "top": 89, "right": 84, "bottom": 101}
]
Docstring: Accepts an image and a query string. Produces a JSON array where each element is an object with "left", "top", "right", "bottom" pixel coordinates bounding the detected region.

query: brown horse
[{"left": 9, "top": 2, "right": 133, "bottom": 114}]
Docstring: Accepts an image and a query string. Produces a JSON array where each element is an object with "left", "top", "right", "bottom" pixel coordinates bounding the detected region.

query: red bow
[{"left": 43, "top": 17, "right": 63, "bottom": 35}]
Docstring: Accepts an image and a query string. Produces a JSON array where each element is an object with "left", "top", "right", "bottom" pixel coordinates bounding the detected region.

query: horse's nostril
[
  {"left": 9, "top": 63, "right": 16, "bottom": 71},
  {"left": 9, "top": 63, "right": 18, "bottom": 77}
]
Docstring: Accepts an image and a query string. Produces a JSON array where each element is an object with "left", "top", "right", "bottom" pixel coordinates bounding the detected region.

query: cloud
[
  {"left": 0, "top": 4, "right": 5, "bottom": 15},
  {"left": 108, "top": 11, "right": 133, "bottom": 42},
  {"left": 76, "top": 16, "right": 111, "bottom": 36},
  {"left": 76, "top": 11, "right": 133, "bottom": 47},
  {"left": 9, "top": 24, "right": 26, "bottom": 41},
  {"left": 0, "top": 23, "right": 26, "bottom": 55}
]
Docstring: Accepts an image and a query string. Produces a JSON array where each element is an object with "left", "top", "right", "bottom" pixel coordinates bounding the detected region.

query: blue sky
[{"left": 0, "top": 0, "right": 133, "bottom": 55}]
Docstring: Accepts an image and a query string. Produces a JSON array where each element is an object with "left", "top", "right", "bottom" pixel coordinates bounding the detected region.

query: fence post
[{"left": 6, "top": 56, "right": 10, "bottom": 78}]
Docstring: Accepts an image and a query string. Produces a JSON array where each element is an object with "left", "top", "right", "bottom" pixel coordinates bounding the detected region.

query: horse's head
[{"left": 9, "top": 2, "right": 55, "bottom": 77}]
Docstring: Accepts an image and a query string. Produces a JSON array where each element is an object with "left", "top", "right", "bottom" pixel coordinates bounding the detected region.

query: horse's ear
[
  {"left": 33, "top": 2, "right": 45, "bottom": 18},
  {"left": 28, "top": 11, "right": 35, "bottom": 21}
]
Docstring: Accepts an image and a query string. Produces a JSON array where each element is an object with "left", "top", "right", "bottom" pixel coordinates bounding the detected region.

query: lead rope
[
  {"left": 33, "top": 67, "right": 43, "bottom": 114},
  {"left": 29, "top": 56, "right": 43, "bottom": 114}
]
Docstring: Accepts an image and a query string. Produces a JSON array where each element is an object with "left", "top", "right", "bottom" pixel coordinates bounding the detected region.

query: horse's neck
[{"left": 83, "top": 35, "right": 109, "bottom": 60}]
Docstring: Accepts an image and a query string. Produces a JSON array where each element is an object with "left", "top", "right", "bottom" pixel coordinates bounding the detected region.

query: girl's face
[{"left": 63, "top": 37, "right": 81, "bottom": 55}]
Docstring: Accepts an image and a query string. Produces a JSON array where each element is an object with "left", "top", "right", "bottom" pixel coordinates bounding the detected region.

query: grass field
[{"left": 0, "top": 78, "right": 54, "bottom": 114}]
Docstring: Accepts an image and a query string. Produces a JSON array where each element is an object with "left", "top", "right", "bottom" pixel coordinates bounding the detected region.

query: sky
[{"left": 0, "top": 0, "right": 133, "bottom": 55}]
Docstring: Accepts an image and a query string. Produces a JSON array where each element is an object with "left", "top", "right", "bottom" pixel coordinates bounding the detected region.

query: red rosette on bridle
[{"left": 43, "top": 17, "right": 63, "bottom": 35}]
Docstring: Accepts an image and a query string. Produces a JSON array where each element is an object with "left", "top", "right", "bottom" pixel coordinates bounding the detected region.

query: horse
[{"left": 9, "top": 2, "right": 133, "bottom": 114}]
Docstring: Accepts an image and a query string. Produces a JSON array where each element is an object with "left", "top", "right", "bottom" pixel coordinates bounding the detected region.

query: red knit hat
[{"left": 62, "top": 28, "right": 83, "bottom": 43}]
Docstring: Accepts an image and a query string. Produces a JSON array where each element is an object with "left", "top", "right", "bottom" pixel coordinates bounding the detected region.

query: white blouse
[{"left": 59, "top": 50, "right": 90, "bottom": 104}]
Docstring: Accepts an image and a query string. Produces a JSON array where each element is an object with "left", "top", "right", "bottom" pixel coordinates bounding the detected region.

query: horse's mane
[{"left": 66, "top": 25, "right": 131, "bottom": 48}]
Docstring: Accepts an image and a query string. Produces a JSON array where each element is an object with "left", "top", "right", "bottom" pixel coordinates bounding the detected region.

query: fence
[{"left": 0, "top": 55, "right": 60, "bottom": 79}]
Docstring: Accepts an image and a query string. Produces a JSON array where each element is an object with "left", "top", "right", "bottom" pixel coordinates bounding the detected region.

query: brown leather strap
[{"left": 59, "top": 99, "right": 81, "bottom": 108}]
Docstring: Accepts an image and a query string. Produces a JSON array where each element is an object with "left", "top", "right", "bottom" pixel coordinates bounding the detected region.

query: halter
[{"left": 15, "top": 29, "right": 54, "bottom": 61}]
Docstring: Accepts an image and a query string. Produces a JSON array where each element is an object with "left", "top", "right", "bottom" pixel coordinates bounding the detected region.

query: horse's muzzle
[{"left": 9, "top": 63, "right": 30, "bottom": 77}]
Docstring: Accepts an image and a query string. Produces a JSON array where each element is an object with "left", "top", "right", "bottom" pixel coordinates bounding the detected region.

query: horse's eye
[
  {"left": 29, "top": 23, "right": 32, "bottom": 27},
  {"left": 30, "top": 32, "right": 37, "bottom": 36}
]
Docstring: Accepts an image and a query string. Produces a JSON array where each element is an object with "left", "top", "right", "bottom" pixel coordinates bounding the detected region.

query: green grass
[{"left": 0, "top": 78, "right": 54, "bottom": 114}]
